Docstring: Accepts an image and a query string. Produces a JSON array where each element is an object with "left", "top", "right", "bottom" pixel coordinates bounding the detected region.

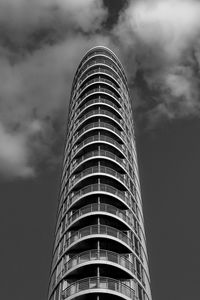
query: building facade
[{"left": 48, "top": 46, "right": 152, "bottom": 300}]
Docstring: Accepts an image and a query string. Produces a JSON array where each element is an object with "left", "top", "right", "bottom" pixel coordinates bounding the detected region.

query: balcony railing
[
  {"left": 76, "top": 87, "right": 121, "bottom": 108},
  {"left": 79, "top": 66, "right": 119, "bottom": 86},
  {"left": 64, "top": 224, "right": 134, "bottom": 251},
  {"left": 77, "top": 97, "right": 119, "bottom": 117},
  {"left": 69, "top": 87, "right": 129, "bottom": 125},
  {"left": 66, "top": 183, "right": 135, "bottom": 212},
  {"left": 76, "top": 77, "right": 120, "bottom": 99},
  {"left": 76, "top": 108, "right": 121, "bottom": 127},
  {"left": 73, "top": 134, "right": 124, "bottom": 157},
  {"left": 74, "top": 122, "right": 124, "bottom": 144},
  {"left": 62, "top": 276, "right": 136, "bottom": 300},
  {"left": 69, "top": 165, "right": 128, "bottom": 189},
  {"left": 72, "top": 149, "right": 127, "bottom": 172},
  {"left": 63, "top": 249, "right": 135, "bottom": 275},
  {"left": 75, "top": 56, "right": 124, "bottom": 84},
  {"left": 77, "top": 48, "right": 125, "bottom": 76},
  {"left": 66, "top": 203, "right": 137, "bottom": 233}
]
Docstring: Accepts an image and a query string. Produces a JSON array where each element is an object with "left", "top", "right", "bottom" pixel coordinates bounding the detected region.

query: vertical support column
[{"left": 98, "top": 145, "right": 101, "bottom": 156}]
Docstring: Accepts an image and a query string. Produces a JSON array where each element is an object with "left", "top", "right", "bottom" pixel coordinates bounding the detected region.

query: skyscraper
[{"left": 48, "top": 46, "right": 152, "bottom": 300}]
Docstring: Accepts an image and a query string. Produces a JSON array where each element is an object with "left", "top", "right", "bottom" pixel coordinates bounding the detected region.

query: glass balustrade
[
  {"left": 79, "top": 67, "right": 120, "bottom": 86},
  {"left": 76, "top": 108, "right": 121, "bottom": 126},
  {"left": 65, "top": 203, "right": 137, "bottom": 233},
  {"left": 69, "top": 87, "right": 129, "bottom": 124},
  {"left": 69, "top": 100, "right": 130, "bottom": 139},
  {"left": 69, "top": 165, "right": 128, "bottom": 188},
  {"left": 72, "top": 88, "right": 123, "bottom": 116},
  {"left": 76, "top": 57, "right": 123, "bottom": 83},
  {"left": 64, "top": 224, "right": 134, "bottom": 251},
  {"left": 77, "top": 97, "right": 119, "bottom": 116},
  {"left": 74, "top": 54, "right": 127, "bottom": 87},
  {"left": 75, "top": 77, "right": 120, "bottom": 99},
  {"left": 77, "top": 49, "right": 126, "bottom": 76},
  {"left": 63, "top": 249, "right": 135, "bottom": 275},
  {"left": 73, "top": 134, "right": 124, "bottom": 157},
  {"left": 72, "top": 149, "right": 127, "bottom": 171},
  {"left": 69, "top": 98, "right": 131, "bottom": 140},
  {"left": 74, "top": 122, "right": 124, "bottom": 144},
  {"left": 77, "top": 86, "right": 121, "bottom": 107},
  {"left": 62, "top": 276, "right": 136, "bottom": 300},
  {"left": 66, "top": 184, "right": 135, "bottom": 216}
]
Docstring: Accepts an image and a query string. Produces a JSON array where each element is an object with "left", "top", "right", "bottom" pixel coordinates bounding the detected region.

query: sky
[{"left": 0, "top": 0, "right": 200, "bottom": 299}]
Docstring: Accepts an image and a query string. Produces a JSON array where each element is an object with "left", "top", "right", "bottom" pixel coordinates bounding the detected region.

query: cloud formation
[
  {"left": 1, "top": 0, "right": 200, "bottom": 179},
  {"left": 0, "top": 0, "right": 108, "bottom": 179},
  {"left": 0, "top": 0, "right": 106, "bottom": 33},
  {"left": 115, "top": 0, "right": 200, "bottom": 123}
]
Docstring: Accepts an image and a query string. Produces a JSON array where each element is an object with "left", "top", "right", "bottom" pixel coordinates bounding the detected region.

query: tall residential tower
[{"left": 48, "top": 46, "right": 152, "bottom": 300}]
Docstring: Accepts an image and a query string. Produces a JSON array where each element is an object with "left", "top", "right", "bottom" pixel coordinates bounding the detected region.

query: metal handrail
[
  {"left": 69, "top": 94, "right": 130, "bottom": 140},
  {"left": 70, "top": 165, "right": 128, "bottom": 188},
  {"left": 73, "top": 88, "right": 122, "bottom": 116},
  {"left": 77, "top": 97, "right": 119, "bottom": 116},
  {"left": 66, "top": 203, "right": 137, "bottom": 233},
  {"left": 67, "top": 183, "right": 135, "bottom": 215},
  {"left": 62, "top": 276, "right": 136, "bottom": 300},
  {"left": 64, "top": 224, "right": 134, "bottom": 251},
  {"left": 72, "top": 149, "right": 127, "bottom": 171},
  {"left": 69, "top": 86, "right": 128, "bottom": 125},
  {"left": 73, "top": 134, "right": 124, "bottom": 156},
  {"left": 74, "top": 122, "right": 124, "bottom": 144},
  {"left": 63, "top": 249, "right": 135, "bottom": 275},
  {"left": 75, "top": 56, "right": 123, "bottom": 85},
  {"left": 76, "top": 77, "right": 120, "bottom": 99},
  {"left": 79, "top": 67, "right": 119, "bottom": 86},
  {"left": 76, "top": 108, "right": 121, "bottom": 125},
  {"left": 77, "top": 87, "right": 121, "bottom": 107},
  {"left": 78, "top": 49, "right": 124, "bottom": 74}
]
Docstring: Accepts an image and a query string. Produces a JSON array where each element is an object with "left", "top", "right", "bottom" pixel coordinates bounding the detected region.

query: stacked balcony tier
[{"left": 48, "top": 46, "right": 152, "bottom": 300}]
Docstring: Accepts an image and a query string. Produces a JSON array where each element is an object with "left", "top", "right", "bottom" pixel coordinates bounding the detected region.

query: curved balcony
[
  {"left": 70, "top": 150, "right": 137, "bottom": 189},
  {"left": 76, "top": 56, "right": 123, "bottom": 84},
  {"left": 69, "top": 88, "right": 130, "bottom": 130},
  {"left": 75, "top": 53, "right": 127, "bottom": 88},
  {"left": 70, "top": 92, "right": 128, "bottom": 126},
  {"left": 69, "top": 165, "right": 128, "bottom": 191},
  {"left": 64, "top": 225, "right": 134, "bottom": 253},
  {"left": 76, "top": 87, "right": 123, "bottom": 111},
  {"left": 69, "top": 136, "right": 137, "bottom": 179},
  {"left": 65, "top": 203, "right": 137, "bottom": 234},
  {"left": 62, "top": 276, "right": 135, "bottom": 300},
  {"left": 74, "top": 122, "right": 125, "bottom": 146},
  {"left": 49, "top": 46, "right": 151, "bottom": 300},
  {"left": 78, "top": 48, "right": 126, "bottom": 78},
  {"left": 64, "top": 142, "right": 138, "bottom": 191},
  {"left": 71, "top": 149, "right": 127, "bottom": 174},
  {"left": 63, "top": 249, "right": 135, "bottom": 277},
  {"left": 76, "top": 97, "right": 120, "bottom": 122},
  {"left": 72, "top": 134, "right": 124, "bottom": 159},
  {"left": 66, "top": 183, "right": 135, "bottom": 213},
  {"left": 79, "top": 66, "right": 120, "bottom": 87},
  {"left": 76, "top": 77, "right": 121, "bottom": 100},
  {"left": 69, "top": 107, "right": 127, "bottom": 143},
  {"left": 75, "top": 108, "right": 122, "bottom": 130}
]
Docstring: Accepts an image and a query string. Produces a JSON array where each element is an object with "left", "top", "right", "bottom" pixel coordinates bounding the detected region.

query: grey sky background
[{"left": 0, "top": 0, "right": 200, "bottom": 299}]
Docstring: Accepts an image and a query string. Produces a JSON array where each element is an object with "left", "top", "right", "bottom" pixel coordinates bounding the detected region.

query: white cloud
[
  {"left": 0, "top": 0, "right": 108, "bottom": 179},
  {"left": 2, "top": 0, "right": 200, "bottom": 178},
  {"left": 114, "top": 0, "right": 200, "bottom": 123},
  {"left": 0, "top": 123, "right": 34, "bottom": 178},
  {"left": 0, "top": 0, "right": 107, "bottom": 33},
  {"left": 118, "top": 0, "right": 200, "bottom": 61}
]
